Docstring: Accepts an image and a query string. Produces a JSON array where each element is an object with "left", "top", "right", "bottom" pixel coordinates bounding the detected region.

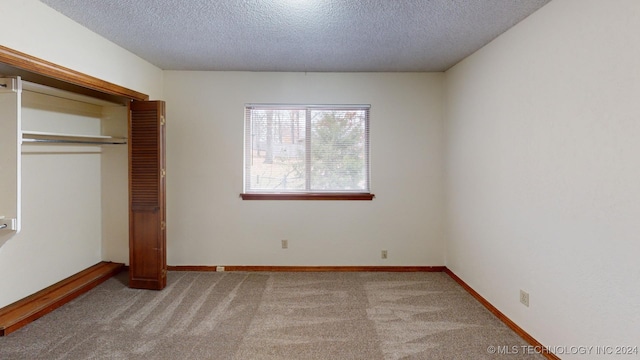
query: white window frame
[{"left": 242, "top": 104, "right": 373, "bottom": 200}]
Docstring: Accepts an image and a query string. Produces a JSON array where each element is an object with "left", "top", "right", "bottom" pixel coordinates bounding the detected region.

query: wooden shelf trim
[
  {"left": 0, "top": 45, "right": 148, "bottom": 102},
  {"left": 0, "top": 261, "right": 124, "bottom": 336},
  {"left": 168, "top": 265, "right": 445, "bottom": 272},
  {"left": 240, "top": 193, "right": 375, "bottom": 201}
]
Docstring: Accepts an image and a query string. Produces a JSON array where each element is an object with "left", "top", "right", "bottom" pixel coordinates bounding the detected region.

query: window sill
[{"left": 240, "top": 193, "right": 375, "bottom": 201}]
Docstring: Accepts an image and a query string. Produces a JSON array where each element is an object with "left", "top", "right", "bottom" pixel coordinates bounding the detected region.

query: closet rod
[
  {"left": 22, "top": 138, "right": 127, "bottom": 145},
  {"left": 21, "top": 80, "right": 126, "bottom": 107}
]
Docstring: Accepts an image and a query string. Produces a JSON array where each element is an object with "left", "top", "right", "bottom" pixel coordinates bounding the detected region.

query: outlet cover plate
[{"left": 520, "top": 289, "right": 529, "bottom": 307}]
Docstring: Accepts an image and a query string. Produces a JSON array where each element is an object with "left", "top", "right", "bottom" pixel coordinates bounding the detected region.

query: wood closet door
[{"left": 129, "top": 100, "right": 166, "bottom": 290}]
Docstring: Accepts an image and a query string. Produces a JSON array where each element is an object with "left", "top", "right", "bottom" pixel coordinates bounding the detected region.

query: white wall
[
  {"left": 444, "top": 0, "right": 640, "bottom": 357},
  {"left": 164, "top": 71, "right": 445, "bottom": 266},
  {"left": 0, "top": 0, "right": 162, "bottom": 308},
  {"left": 0, "top": 0, "right": 163, "bottom": 100}
]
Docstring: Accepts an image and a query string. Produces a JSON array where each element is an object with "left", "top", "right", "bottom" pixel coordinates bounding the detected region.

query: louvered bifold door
[{"left": 129, "top": 100, "right": 166, "bottom": 290}]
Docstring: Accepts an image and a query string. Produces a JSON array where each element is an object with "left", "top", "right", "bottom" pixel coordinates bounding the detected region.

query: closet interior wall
[{"left": 0, "top": 78, "right": 129, "bottom": 307}]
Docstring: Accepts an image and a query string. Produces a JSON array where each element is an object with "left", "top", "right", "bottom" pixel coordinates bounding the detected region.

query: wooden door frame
[{"left": 0, "top": 45, "right": 148, "bottom": 102}]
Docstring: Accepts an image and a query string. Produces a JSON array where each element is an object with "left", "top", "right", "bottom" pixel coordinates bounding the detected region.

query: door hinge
[
  {"left": 161, "top": 168, "right": 166, "bottom": 178},
  {"left": 160, "top": 115, "right": 165, "bottom": 126},
  {"left": 161, "top": 221, "right": 166, "bottom": 230}
]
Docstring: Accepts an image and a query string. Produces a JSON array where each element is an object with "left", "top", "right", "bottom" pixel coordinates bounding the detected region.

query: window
[{"left": 242, "top": 104, "right": 373, "bottom": 200}]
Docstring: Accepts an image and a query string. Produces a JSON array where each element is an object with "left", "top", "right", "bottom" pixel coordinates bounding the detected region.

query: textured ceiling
[{"left": 39, "top": 0, "right": 551, "bottom": 72}]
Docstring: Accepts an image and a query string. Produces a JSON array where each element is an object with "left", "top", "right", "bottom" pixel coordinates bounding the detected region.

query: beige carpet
[{"left": 0, "top": 271, "right": 544, "bottom": 359}]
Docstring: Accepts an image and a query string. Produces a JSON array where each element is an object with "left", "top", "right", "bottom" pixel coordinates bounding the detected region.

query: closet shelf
[{"left": 21, "top": 131, "right": 127, "bottom": 145}]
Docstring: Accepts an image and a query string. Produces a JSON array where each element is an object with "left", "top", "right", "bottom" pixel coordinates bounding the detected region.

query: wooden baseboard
[
  {"left": 0, "top": 261, "right": 124, "bottom": 336},
  {"left": 167, "top": 265, "right": 446, "bottom": 272},
  {"left": 444, "top": 268, "right": 561, "bottom": 360}
]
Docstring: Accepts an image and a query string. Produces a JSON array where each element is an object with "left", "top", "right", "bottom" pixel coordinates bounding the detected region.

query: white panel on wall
[
  {"left": 0, "top": 77, "right": 21, "bottom": 243},
  {"left": 444, "top": 0, "right": 640, "bottom": 357},
  {"left": 0, "top": 104, "right": 103, "bottom": 308},
  {"left": 160, "top": 71, "right": 445, "bottom": 267}
]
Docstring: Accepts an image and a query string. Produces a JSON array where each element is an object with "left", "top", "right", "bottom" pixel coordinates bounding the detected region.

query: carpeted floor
[{"left": 0, "top": 271, "right": 544, "bottom": 359}]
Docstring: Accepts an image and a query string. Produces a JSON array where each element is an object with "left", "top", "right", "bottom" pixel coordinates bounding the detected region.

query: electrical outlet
[
  {"left": 281, "top": 239, "right": 288, "bottom": 249},
  {"left": 381, "top": 250, "right": 388, "bottom": 259},
  {"left": 520, "top": 289, "right": 529, "bottom": 307},
  {"left": 216, "top": 266, "right": 225, "bottom": 272}
]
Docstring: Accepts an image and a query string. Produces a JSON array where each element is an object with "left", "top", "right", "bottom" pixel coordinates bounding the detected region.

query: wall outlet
[
  {"left": 381, "top": 250, "right": 388, "bottom": 259},
  {"left": 281, "top": 239, "right": 288, "bottom": 249},
  {"left": 216, "top": 266, "right": 225, "bottom": 272},
  {"left": 520, "top": 289, "right": 529, "bottom": 307}
]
